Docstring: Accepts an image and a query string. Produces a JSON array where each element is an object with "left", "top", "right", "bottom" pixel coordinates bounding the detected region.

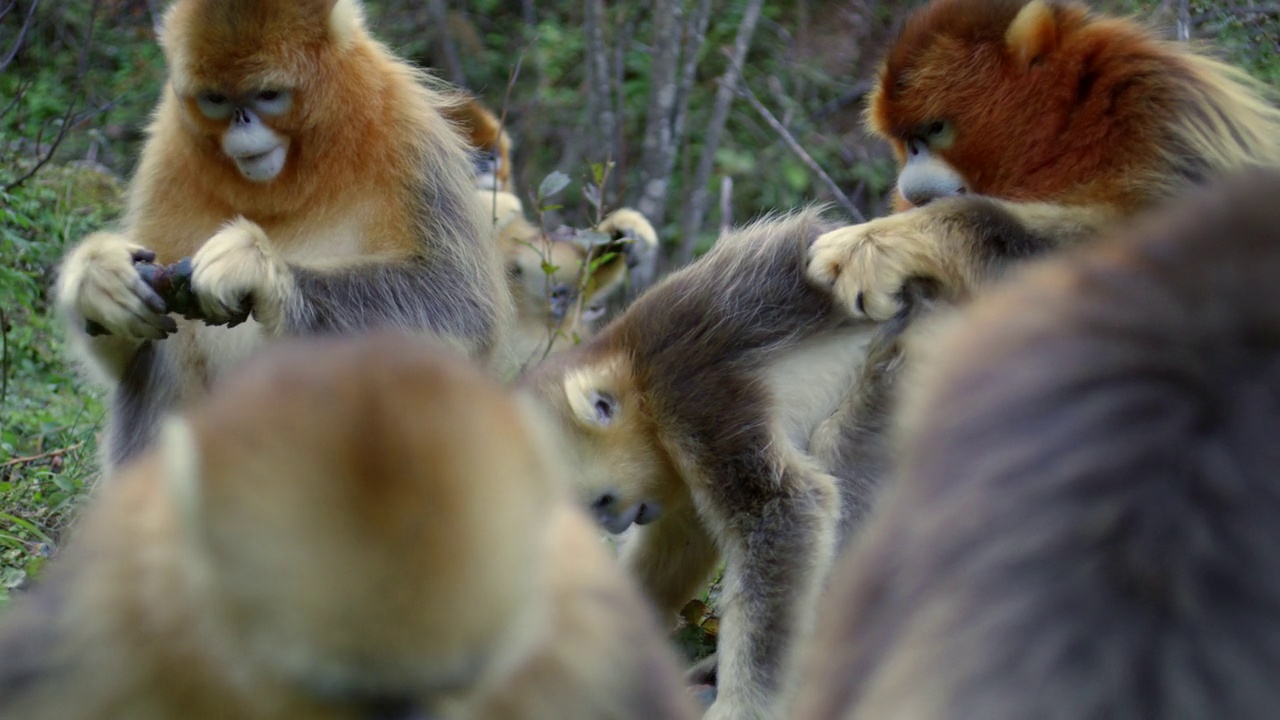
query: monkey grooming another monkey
[
  {"left": 523, "top": 208, "right": 880, "bottom": 720},
  {"left": 791, "top": 169, "right": 1280, "bottom": 720}
]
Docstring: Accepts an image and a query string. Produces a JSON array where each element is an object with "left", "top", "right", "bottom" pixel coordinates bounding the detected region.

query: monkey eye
[
  {"left": 914, "top": 120, "right": 954, "bottom": 150},
  {"left": 252, "top": 89, "right": 293, "bottom": 116},
  {"left": 195, "top": 92, "right": 232, "bottom": 120}
]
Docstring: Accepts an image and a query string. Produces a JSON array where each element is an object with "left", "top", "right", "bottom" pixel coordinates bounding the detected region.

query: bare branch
[
  {"left": 736, "top": 72, "right": 865, "bottom": 223},
  {"left": 675, "top": 0, "right": 765, "bottom": 266},
  {"left": 0, "top": 442, "right": 85, "bottom": 470},
  {"left": 6, "top": 0, "right": 102, "bottom": 192},
  {"left": 583, "top": 0, "right": 618, "bottom": 181},
  {"left": 1176, "top": 0, "right": 1190, "bottom": 41},
  {"left": 718, "top": 175, "right": 733, "bottom": 234},
  {"left": 1, "top": 0, "right": 39, "bottom": 75},
  {"left": 426, "top": 0, "right": 466, "bottom": 86},
  {"left": 634, "top": 0, "right": 682, "bottom": 225}
]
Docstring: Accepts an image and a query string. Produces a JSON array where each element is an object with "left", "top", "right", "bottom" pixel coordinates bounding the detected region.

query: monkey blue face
[{"left": 191, "top": 88, "right": 295, "bottom": 182}]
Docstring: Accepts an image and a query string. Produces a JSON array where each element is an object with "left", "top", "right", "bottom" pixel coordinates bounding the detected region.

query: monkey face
[
  {"left": 870, "top": 0, "right": 1111, "bottom": 206},
  {"left": 507, "top": 240, "right": 621, "bottom": 326},
  {"left": 528, "top": 359, "right": 688, "bottom": 535},
  {"left": 159, "top": 0, "right": 351, "bottom": 185},
  {"left": 185, "top": 88, "right": 295, "bottom": 183}
]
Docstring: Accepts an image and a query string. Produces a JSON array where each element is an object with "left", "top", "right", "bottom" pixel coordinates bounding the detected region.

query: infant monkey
[{"left": 0, "top": 333, "right": 698, "bottom": 720}]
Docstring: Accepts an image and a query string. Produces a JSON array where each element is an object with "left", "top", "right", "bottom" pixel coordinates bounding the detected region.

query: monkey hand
[
  {"left": 807, "top": 214, "right": 949, "bottom": 322},
  {"left": 597, "top": 208, "right": 658, "bottom": 269},
  {"left": 56, "top": 232, "right": 178, "bottom": 340},
  {"left": 190, "top": 218, "right": 293, "bottom": 334}
]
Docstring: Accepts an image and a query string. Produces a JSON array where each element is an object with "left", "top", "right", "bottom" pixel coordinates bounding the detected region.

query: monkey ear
[
  {"left": 323, "top": 0, "right": 365, "bottom": 47},
  {"left": 1005, "top": 0, "right": 1060, "bottom": 67},
  {"left": 563, "top": 364, "right": 625, "bottom": 429},
  {"left": 158, "top": 416, "right": 205, "bottom": 530}
]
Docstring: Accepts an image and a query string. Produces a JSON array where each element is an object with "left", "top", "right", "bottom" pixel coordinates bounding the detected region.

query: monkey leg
[{"left": 697, "top": 449, "right": 841, "bottom": 720}]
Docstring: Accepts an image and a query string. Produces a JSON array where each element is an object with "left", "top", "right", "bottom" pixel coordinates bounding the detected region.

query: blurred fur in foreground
[{"left": 0, "top": 333, "right": 697, "bottom": 720}]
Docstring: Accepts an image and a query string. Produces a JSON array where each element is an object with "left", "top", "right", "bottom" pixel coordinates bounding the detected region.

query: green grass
[{"left": 0, "top": 164, "right": 119, "bottom": 600}]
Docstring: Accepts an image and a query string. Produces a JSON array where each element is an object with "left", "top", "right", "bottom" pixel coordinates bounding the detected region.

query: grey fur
[{"left": 525, "top": 208, "right": 878, "bottom": 718}]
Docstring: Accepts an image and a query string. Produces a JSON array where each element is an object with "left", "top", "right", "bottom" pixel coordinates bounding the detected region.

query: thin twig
[
  {"left": 0, "top": 442, "right": 85, "bottom": 469},
  {"left": 487, "top": 37, "right": 531, "bottom": 221},
  {"left": 734, "top": 67, "right": 865, "bottom": 222},
  {"left": 0, "top": 0, "right": 37, "bottom": 73},
  {"left": 6, "top": 0, "right": 101, "bottom": 192}
]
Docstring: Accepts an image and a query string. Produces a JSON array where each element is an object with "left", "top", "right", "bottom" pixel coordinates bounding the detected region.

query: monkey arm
[
  {"left": 282, "top": 251, "right": 501, "bottom": 354},
  {"left": 184, "top": 216, "right": 507, "bottom": 359},
  {"left": 808, "top": 198, "right": 1117, "bottom": 321}
]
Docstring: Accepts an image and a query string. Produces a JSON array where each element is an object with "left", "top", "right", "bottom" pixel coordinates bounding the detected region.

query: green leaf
[
  {"left": 589, "top": 251, "right": 620, "bottom": 274},
  {"left": 537, "top": 171, "right": 571, "bottom": 201}
]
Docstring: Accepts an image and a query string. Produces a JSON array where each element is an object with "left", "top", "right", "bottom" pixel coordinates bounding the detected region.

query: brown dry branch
[
  {"left": 735, "top": 70, "right": 866, "bottom": 223},
  {"left": 584, "top": 0, "right": 619, "bottom": 191},
  {"left": 0, "top": 442, "right": 84, "bottom": 470},
  {"left": 5, "top": 0, "right": 103, "bottom": 192}
]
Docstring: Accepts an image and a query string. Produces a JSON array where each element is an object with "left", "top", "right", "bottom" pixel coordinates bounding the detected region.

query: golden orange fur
[
  {"left": 810, "top": 0, "right": 1280, "bottom": 322},
  {"left": 0, "top": 333, "right": 697, "bottom": 720},
  {"left": 871, "top": 0, "right": 1280, "bottom": 212},
  {"left": 443, "top": 95, "right": 514, "bottom": 191},
  {"left": 56, "top": 0, "right": 513, "bottom": 471}
]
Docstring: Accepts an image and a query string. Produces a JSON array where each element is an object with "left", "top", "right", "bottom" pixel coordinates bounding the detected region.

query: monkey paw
[
  {"left": 191, "top": 218, "right": 293, "bottom": 333},
  {"left": 56, "top": 232, "right": 177, "bottom": 340},
  {"left": 807, "top": 215, "right": 946, "bottom": 322}
]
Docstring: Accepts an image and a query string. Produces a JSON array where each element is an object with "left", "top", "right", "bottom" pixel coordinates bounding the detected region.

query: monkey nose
[{"left": 590, "top": 491, "right": 642, "bottom": 534}]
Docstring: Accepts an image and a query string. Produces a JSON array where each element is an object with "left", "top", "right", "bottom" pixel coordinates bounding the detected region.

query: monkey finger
[
  {"left": 80, "top": 275, "right": 171, "bottom": 338},
  {"left": 129, "top": 248, "right": 158, "bottom": 264},
  {"left": 129, "top": 275, "right": 169, "bottom": 315}
]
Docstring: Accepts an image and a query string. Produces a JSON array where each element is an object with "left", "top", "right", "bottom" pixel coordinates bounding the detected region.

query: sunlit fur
[
  {"left": 870, "top": 0, "right": 1280, "bottom": 211},
  {"left": 55, "top": 0, "right": 513, "bottom": 472},
  {"left": 523, "top": 209, "right": 878, "bottom": 720},
  {"left": 0, "top": 333, "right": 697, "bottom": 720},
  {"left": 792, "top": 169, "right": 1280, "bottom": 720}
]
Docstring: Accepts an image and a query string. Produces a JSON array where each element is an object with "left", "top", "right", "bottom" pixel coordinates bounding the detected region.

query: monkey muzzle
[
  {"left": 547, "top": 284, "right": 576, "bottom": 323},
  {"left": 589, "top": 493, "right": 663, "bottom": 534},
  {"left": 222, "top": 107, "right": 289, "bottom": 183}
]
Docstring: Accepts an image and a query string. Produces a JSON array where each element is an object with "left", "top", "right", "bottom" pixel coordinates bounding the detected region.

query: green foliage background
[{"left": 0, "top": 0, "right": 1276, "bottom": 604}]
